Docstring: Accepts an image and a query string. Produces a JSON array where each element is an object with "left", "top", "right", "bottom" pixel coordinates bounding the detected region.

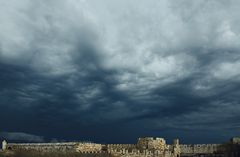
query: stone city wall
[
  {"left": 5, "top": 142, "right": 78, "bottom": 152},
  {"left": 180, "top": 144, "right": 221, "bottom": 154},
  {"left": 2, "top": 141, "right": 179, "bottom": 157},
  {"left": 137, "top": 137, "right": 166, "bottom": 151},
  {"left": 1, "top": 137, "right": 180, "bottom": 157},
  {"left": 109, "top": 148, "right": 175, "bottom": 157},
  {"left": 76, "top": 142, "right": 102, "bottom": 153},
  {"left": 5, "top": 137, "right": 234, "bottom": 157},
  {"left": 107, "top": 144, "right": 137, "bottom": 151}
]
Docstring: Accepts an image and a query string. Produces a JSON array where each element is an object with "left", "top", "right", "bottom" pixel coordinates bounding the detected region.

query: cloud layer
[
  {"left": 0, "top": 0, "right": 240, "bottom": 144},
  {"left": 0, "top": 132, "right": 44, "bottom": 142}
]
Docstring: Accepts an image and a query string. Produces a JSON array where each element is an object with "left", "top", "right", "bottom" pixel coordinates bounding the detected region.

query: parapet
[
  {"left": 180, "top": 144, "right": 221, "bottom": 154},
  {"left": 76, "top": 143, "right": 102, "bottom": 153}
]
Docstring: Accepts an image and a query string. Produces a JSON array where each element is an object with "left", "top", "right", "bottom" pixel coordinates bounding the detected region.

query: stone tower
[
  {"left": 173, "top": 139, "right": 179, "bottom": 145},
  {"left": 172, "top": 139, "right": 180, "bottom": 157},
  {"left": 2, "top": 140, "right": 7, "bottom": 151}
]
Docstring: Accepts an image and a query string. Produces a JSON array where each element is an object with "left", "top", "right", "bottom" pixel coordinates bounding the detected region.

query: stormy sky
[{"left": 1, "top": 0, "right": 240, "bottom": 144}]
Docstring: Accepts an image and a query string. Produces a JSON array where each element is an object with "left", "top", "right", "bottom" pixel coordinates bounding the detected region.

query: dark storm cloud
[
  {"left": 0, "top": 0, "right": 240, "bottom": 144},
  {"left": 0, "top": 132, "right": 44, "bottom": 142}
]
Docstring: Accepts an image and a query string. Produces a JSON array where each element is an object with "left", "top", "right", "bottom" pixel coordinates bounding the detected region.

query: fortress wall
[
  {"left": 110, "top": 149, "right": 173, "bottom": 157},
  {"left": 180, "top": 144, "right": 220, "bottom": 154},
  {"left": 137, "top": 137, "right": 166, "bottom": 150},
  {"left": 4, "top": 137, "right": 235, "bottom": 157},
  {"left": 6, "top": 142, "right": 78, "bottom": 152},
  {"left": 179, "top": 144, "right": 193, "bottom": 154},
  {"left": 148, "top": 140, "right": 166, "bottom": 150},
  {"left": 76, "top": 143, "right": 102, "bottom": 153},
  {"left": 107, "top": 144, "right": 137, "bottom": 151}
]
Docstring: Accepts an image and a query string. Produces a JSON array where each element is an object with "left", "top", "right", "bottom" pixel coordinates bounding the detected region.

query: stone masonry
[{"left": 2, "top": 137, "right": 240, "bottom": 157}]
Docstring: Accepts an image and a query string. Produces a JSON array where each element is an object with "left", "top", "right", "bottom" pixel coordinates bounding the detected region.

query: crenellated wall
[
  {"left": 137, "top": 137, "right": 166, "bottom": 151},
  {"left": 5, "top": 142, "right": 78, "bottom": 152},
  {"left": 109, "top": 148, "right": 176, "bottom": 157},
  {"left": 7, "top": 136, "right": 240, "bottom": 157},
  {"left": 76, "top": 142, "right": 102, "bottom": 153},
  {"left": 1, "top": 137, "right": 181, "bottom": 157},
  {"left": 107, "top": 144, "right": 137, "bottom": 151},
  {"left": 180, "top": 144, "right": 221, "bottom": 154}
]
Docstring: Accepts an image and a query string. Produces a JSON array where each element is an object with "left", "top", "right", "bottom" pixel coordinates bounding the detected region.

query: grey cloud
[{"left": 0, "top": 0, "right": 240, "bottom": 143}]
